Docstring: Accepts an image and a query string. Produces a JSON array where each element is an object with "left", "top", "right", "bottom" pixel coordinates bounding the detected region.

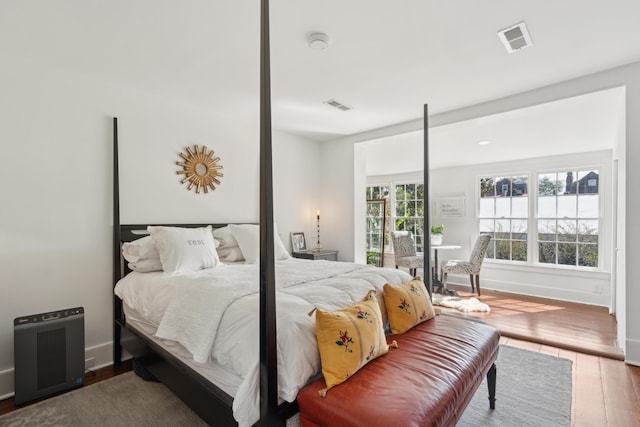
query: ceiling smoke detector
[
  {"left": 498, "top": 21, "right": 533, "bottom": 53},
  {"left": 324, "top": 99, "right": 352, "bottom": 111},
  {"left": 308, "top": 32, "right": 329, "bottom": 50}
]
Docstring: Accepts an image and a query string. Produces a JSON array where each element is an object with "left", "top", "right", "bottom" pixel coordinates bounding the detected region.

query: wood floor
[
  {"left": 438, "top": 286, "right": 640, "bottom": 426},
  {"left": 503, "top": 336, "right": 640, "bottom": 427},
  {"left": 1, "top": 294, "right": 639, "bottom": 426},
  {"left": 442, "top": 285, "right": 623, "bottom": 360}
]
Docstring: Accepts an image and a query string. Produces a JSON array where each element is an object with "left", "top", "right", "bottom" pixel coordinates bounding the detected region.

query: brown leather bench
[{"left": 297, "top": 314, "right": 500, "bottom": 427}]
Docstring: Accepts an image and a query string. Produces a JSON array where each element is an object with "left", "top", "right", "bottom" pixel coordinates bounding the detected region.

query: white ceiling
[
  {"left": 365, "top": 87, "right": 625, "bottom": 173},
  {"left": 2, "top": 1, "right": 640, "bottom": 142}
]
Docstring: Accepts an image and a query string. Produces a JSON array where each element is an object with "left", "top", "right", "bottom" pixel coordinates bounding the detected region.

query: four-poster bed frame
[{"left": 112, "top": 1, "right": 431, "bottom": 425}]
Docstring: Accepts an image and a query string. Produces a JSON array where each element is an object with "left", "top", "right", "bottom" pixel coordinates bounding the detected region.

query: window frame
[
  {"left": 478, "top": 173, "right": 530, "bottom": 263},
  {"left": 476, "top": 161, "right": 605, "bottom": 272},
  {"left": 533, "top": 167, "right": 602, "bottom": 269},
  {"left": 391, "top": 181, "right": 425, "bottom": 252},
  {"left": 366, "top": 179, "right": 425, "bottom": 255}
]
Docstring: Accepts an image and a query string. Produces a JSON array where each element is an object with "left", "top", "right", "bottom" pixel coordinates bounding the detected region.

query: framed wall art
[
  {"left": 291, "top": 232, "right": 307, "bottom": 252},
  {"left": 437, "top": 196, "right": 465, "bottom": 217}
]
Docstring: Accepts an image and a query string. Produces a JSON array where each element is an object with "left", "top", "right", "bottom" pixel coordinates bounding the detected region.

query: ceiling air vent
[
  {"left": 324, "top": 99, "right": 352, "bottom": 111},
  {"left": 497, "top": 21, "right": 533, "bottom": 53}
]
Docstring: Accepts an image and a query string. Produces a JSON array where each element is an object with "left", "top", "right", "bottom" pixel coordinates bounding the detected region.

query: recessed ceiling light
[{"left": 478, "top": 140, "right": 491, "bottom": 146}]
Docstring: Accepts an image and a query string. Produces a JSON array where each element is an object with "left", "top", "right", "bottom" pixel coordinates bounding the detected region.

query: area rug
[
  {"left": 458, "top": 345, "right": 572, "bottom": 427},
  {"left": 433, "top": 294, "right": 491, "bottom": 312},
  {"left": 0, "top": 345, "right": 571, "bottom": 427}
]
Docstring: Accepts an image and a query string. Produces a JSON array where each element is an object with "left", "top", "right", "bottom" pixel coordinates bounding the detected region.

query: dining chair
[
  {"left": 390, "top": 231, "right": 423, "bottom": 277},
  {"left": 442, "top": 234, "right": 492, "bottom": 295}
]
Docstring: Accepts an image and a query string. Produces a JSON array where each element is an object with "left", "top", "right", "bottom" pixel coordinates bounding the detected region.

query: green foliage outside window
[
  {"left": 394, "top": 183, "right": 425, "bottom": 250},
  {"left": 366, "top": 186, "right": 390, "bottom": 267}
]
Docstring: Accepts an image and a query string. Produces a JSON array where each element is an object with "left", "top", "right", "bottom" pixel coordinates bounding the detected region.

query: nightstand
[{"left": 292, "top": 249, "right": 339, "bottom": 261}]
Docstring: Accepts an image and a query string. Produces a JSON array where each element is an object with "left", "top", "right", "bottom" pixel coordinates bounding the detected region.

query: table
[
  {"left": 292, "top": 249, "right": 339, "bottom": 261},
  {"left": 430, "top": 244, "right": 461, "bottom": 294}
]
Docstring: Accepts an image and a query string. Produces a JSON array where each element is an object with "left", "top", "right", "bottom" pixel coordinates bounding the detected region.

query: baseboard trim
[
  {"left": 445, "top": 274, "right": 609, "bottom": 306},
  {"left": 0, "top": 368, "right": 14, "bottom": 401},
  {"left": 625, "top": 338, "right": 640, "bottom": 366},
  {"left": 86, "top": 341, "right": 114, "bottom": 371}
]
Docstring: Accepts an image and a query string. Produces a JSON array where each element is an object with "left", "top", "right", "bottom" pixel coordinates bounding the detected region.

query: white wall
[
  {"left": 324, "top": 60, "right": 640, "bottom": 365},
  {"left": 321, "top": 138, "right": 356, "bottom": 262},
  {"left": 613, "top": 90, "right": 627, "bottom": 353},
  {"left": 0, "top": 60, "right": 321, "bottom": 397},
  {"left": 430, "top": 151, "right": 613, "bottom": 306},
  {"left": 366, "top": 151, "right": 613, "bottom": 306}
]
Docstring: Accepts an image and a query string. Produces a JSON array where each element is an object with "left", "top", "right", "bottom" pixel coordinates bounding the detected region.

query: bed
[
  {"left": 114, "top": 231, "right": 412, "bottom": 426},
  {"left": 113, "top": 2, "right": 432, "bottom": 426}
]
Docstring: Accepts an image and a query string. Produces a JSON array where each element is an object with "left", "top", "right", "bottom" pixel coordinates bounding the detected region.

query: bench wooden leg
[{"left": 487, "top": 362, "right": 497, "bottom": 409}]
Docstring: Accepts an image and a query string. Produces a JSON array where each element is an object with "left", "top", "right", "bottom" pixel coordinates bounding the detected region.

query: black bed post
[
  {"left": 424, "top": 104, "right": 432, "bottom": 297},
  {"left": 113, "top": 117, "right": 123, "bottom": 364},
  {"left": 259, "top": 0, "right": 279, "bottom": 425}
]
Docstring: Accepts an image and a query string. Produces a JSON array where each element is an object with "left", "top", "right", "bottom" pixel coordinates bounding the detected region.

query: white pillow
[
  {"left": 128, "top": 258, "right": 163, "bottom": 273},
  {"left": 217, "top": 246, "right": 245, "bottom": 262},
  {"left": 122, "top": 235, "right": 160, "bottom": 262},
  {"left": 228, "top": 224, "right": 290, "bottom": 264},
  {"left": 212, "top": 226, "right": 239, "bottom": 248},
  {"left": 148, "top": 226, "right": 221, "bottom": 274}
]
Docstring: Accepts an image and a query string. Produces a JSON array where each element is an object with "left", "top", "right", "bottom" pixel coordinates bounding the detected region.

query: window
[
  {"left": 393, "top": 183, "right": 425, "bottom": 251},
  {"left": 537, "top": 170, "right": 599, "bottom": 267},
  {"left": 365, "top": 186, "right": 389, "bottom": 266},
  {"left": 366, "top": 186, "right": 389, "bottom": 201},
  {"left": 479, "top": 175, "right": 528, "bottom": 262},
  {"left": 477, "top": 167, "right": 601, "bottom": 269},
  {"left": 365, "top": 199, "right": 386, "bottom": 266},
  {"left": 365, "top": 181, "right": 424, "bottom": 258}
]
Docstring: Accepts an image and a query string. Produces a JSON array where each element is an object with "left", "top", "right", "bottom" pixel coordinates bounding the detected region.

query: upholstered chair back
[
  {"left": 469, "top": 234, "right": 492, "bottom": 269},
  {"left": 391, "top": 231, "right": 417, "bottom": 258}
]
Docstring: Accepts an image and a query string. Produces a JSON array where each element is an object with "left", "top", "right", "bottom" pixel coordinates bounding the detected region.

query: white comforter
[{"left": 114, "top": 258, "right": 412, "bottom": 427}]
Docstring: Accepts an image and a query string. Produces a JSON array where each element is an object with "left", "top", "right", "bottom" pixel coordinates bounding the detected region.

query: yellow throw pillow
[
  {"left": 383, "top": 277, "right": 435, "bottom": 334},
  {"left": 314, "top": 290, "right": 389, "bottom": 394}
]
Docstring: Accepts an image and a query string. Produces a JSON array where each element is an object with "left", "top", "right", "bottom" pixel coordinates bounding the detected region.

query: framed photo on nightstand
[{"left": 291, "top": 232, "right": 307, "bottom": 252}]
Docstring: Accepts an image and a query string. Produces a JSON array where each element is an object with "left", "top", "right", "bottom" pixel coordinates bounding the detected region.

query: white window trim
[
  {"left": 367, "top": 172, "right": 424, "bottom": 254},
  {"left": 474, "top": 151, "right": 611, "bottom": 273},
  {"left": 478, "top": 173, "right": 530, "bottom": 263}
]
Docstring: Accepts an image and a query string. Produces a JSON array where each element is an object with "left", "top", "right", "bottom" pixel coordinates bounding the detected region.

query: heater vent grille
[
  {"left": 498, "top": 21, "right": 533, "bottom": 53},
  {"left": 324, "top": 99, "right": 352, "bottom": 111}
]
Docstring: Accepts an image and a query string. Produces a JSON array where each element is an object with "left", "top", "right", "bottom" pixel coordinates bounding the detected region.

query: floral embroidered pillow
[
  {"left": 314, "top": 290, "right": 390, "bottom": 394},
  {"left": 383, "top": 277, "right": 435, "bottom": 334}
]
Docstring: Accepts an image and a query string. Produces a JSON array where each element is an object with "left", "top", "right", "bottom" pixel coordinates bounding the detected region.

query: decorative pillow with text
[{"left": 148, "top": 225, "right": 221, "bottom": 274}]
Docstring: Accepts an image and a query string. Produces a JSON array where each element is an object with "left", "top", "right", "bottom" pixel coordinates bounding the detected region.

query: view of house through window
[
  {"left": 478, "top": 168, "right": 600, "bottom": 268},
  {"left": 537, "top": 170, "right": 599, "bottom": 267},
  {"left": 479, "top": 175, "right": 529, "bottom": 262}
]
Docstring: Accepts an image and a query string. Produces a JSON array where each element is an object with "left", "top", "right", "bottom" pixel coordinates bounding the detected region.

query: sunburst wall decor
[{"left": 176, "top": 145, "right": 223, "bottom": 194}]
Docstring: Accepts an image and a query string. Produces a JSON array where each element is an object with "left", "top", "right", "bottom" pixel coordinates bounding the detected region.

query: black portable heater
[{"left": 14, "top": 307, "right": 85, "bottom": 404}]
